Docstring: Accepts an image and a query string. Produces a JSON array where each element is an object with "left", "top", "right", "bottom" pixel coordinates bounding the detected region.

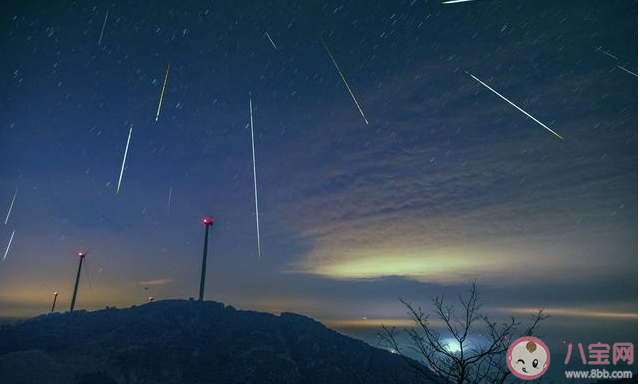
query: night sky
[{"left": 0, "top": 0, "right": 637, "bottom": 351}]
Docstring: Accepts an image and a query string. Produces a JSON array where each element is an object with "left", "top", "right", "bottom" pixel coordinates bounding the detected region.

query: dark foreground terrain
[{"left": 0, "top": 300, "right": 435, "bottom": 384}]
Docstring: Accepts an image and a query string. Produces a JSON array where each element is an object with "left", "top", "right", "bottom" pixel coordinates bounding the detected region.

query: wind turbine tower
[
  {"left": 199, "top": 217, "right": 214, "bottom": 301},
  {"left": 70, "top": 252, "right": 87, "bottom": 311}
]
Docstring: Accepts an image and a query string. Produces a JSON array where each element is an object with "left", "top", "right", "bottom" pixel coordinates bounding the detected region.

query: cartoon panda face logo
[{"left": 507, "top": 337, "right": 550, "bottom": 380}]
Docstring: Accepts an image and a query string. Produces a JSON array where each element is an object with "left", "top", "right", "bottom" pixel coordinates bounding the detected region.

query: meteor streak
[
  {"left": 596, "top": 46, "right": 619, "bottom": 60},
  {"left": 4, "top": 187, "right": 17, "bottom": 225},
  {"left": 616, "top": 65, "right": 638, "bottom": 78},
  {"left": 442, "top": 0, "right": 481, "bottom": 4},
  {"left": 321, "top": 38, "right": 369, "bottom": 125},
  {"left": 98, "top": 9, "right": 109, "bottom": 45},
  {"left": 167, "top": 186, "right": 173, "bottom": 212},
  {"left": 265, "top": 32, "right": 277, "bottom": 51},
  {"left": 116, "top": 125, "right": 133, "bottom": 194},
  {"left": 249, "top": 95, "right": 262, "bottom": 260},
  {"left": 3, "top": 230, "right": 15, "bottom": 261},
  {"left": 466, "top": 71, "right": 564, "bottom": 140},
  {"left": 593, "top": 47, "right": 637, "bottom": 78},
  {"left": 155, "top": 61, "right": 171, "bottom": 122}
]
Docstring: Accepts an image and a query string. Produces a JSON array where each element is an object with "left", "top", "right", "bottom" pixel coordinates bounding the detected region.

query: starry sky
[{"left": 0, "top": 0, "right": 637, "bottom": 350}]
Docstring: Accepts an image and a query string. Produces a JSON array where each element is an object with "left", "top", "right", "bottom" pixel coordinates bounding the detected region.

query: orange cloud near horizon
[{"left": 494, "top": 306, "right": 638, "bottom": 320}]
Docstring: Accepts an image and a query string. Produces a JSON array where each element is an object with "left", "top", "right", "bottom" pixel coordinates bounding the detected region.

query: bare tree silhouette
[{"left": 382, "top": 283, "right": 547, "bottom": 384}]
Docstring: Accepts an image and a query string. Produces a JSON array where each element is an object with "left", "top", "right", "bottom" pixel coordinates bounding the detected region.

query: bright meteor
[
  {"left": 321, "top": 38, "right": 369, "bottom": 125},
  {"left": 596, "top": 46, "right": 619, "bottom": 60},
  {"left": 3, "top": 230, "right": 15, "bottom": 261},
  {"left": 98, "top": 9, "right": 109, "bottom": 45},
  {"left": 265, "top": 32, "right": 277, "bottom": 51},
  {"left": 155, "top": 61, "right": 171, "bottom": 122},
  {"left": 4, "top": 187, "right": 17, "bottom": 225},
  {"left": 594, "top": 47, "right": 637, "bottom": 77},
  {"left": 249, "top": 95, "right": 262, "bottom": 260},
  {"left": 116, "top": 125, "right": 133, "bottom": 194},
  {"left": 616, "top": 65, "right": 638, "bottom": 78},
  {"left": 466, "top": 71, "right": 564, "bottom": 140}
]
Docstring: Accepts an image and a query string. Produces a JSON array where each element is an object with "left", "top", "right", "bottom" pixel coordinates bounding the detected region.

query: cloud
[
  {"left": 276, "top": 54, "right": 636, "bottom": 287},
  {"left": 138, "top": 278, "right": 173, "bottom": 286},
  {"left": 287, "top": 219, "right": 631, "bottom": 286},
  {"left": 324, "top": 318, "right": 417, "bottom": 329},
  {"left": 494, "top": 307, "right": 638, "bottom": 320}
]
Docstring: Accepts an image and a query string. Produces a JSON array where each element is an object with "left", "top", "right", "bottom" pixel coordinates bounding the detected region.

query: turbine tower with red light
[
  {"left": 70, "top": 252, "right": 87, "bottom": 312},
  {"left": 199, "top": 216, "right": 214, "bottom": 301},
  {"left": 50, "top": 292, "right": 59, "bottom": 313}
]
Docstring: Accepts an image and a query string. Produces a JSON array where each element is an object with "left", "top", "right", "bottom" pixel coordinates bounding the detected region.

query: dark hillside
[{"left": 0, "top": 300, "right": 439, "bottom": 384}]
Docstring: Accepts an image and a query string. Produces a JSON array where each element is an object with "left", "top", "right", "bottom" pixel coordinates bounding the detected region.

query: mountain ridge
[{"left": 0, "top": 299, "right": 437, "bottom": 384}]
